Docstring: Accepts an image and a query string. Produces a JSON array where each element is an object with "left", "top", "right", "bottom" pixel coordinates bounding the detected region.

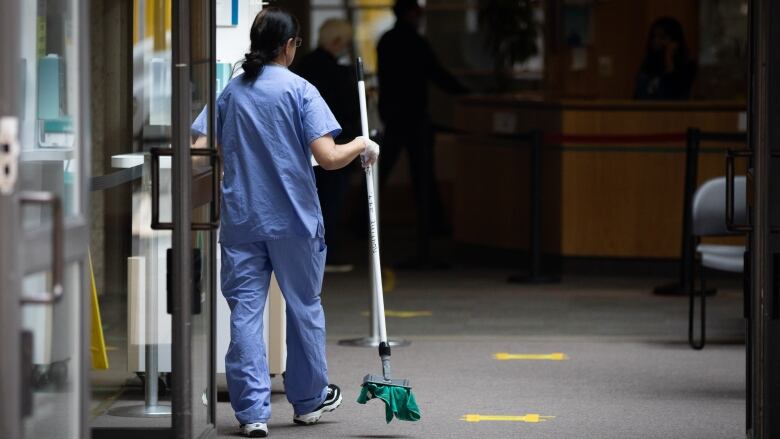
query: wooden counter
[{"left": 452, "top": 96, "right": 746, "bottom": 259}]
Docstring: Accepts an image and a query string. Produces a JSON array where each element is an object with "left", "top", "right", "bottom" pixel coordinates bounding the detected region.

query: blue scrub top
[{"left": 192, "top": 65, "right": 341, "bottom": 246}]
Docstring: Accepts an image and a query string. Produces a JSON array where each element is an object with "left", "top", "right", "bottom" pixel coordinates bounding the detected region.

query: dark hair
[
  {"left": 242, "top": 8, "right": 300, "bottom": 79},
  {"left": 642, "top": 16, "right": 689, "bottom": 73},
  {"left": 393, "top": 0, "right": 420, "bottom": 19}
]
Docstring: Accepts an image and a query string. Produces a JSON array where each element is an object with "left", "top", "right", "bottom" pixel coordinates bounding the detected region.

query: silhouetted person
[
  {"left": 377, "top": 0, "right": 467, "bottom": 265},
  {"left": 295, "top": 19, "right": 360, "bottom": 272},
  {"left": 634, "top": 16, "right": 697, "bottom": 100}
]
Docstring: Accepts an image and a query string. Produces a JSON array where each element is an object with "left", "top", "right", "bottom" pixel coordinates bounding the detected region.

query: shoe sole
[
  {"left": 293, "top": 393, "right": 343, "bottom": 426},
  {"left": 241, "top": 427, "right": 268, "bottom": 438}
]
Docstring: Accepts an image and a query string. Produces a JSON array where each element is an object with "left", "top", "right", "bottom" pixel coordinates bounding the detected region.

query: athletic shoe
[
  {"left": 240, "top": 422, "right": 268, "bottom": 437},
  {"left": 293, "top": 384, "right": 342, "bottom": 425}
]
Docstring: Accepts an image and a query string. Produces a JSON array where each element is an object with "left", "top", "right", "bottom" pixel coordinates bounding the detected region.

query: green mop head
[{"left": 357, "top": 375, "right": 421, "bottom": 423}]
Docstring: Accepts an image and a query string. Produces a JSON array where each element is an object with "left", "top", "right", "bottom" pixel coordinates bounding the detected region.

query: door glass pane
[
  {"left": 19, "top": 0, "right": 83, "bottom": 218},
  {"left": 22, "top": 263, "right": 83, "bottom": 439},
  {"left": 190, "top": 0, "right": 215, "bottom": 432},
  {"left": 17, "top": 0, "right": 85, "bottom": 437},
  {"left": 89, "top": 0, "right": 173, "bottom": 430},
  {"left": 191, "top": 212, "right": 214, "bottom": 432}
]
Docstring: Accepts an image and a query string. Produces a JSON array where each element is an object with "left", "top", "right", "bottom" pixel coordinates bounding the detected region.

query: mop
[{"left": 354, "top": 57, "right": 421, "bottom": 423}]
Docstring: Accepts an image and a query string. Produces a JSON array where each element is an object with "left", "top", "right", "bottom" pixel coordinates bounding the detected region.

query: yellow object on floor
[
  {"left": 360, "top": 310, "right": 433, "bottom": 318},
  {"left": 89, "top": 252, "right": 109, "bottom": 369},
  {"left": 493, "top": 352, "right": 569, "bottom": 361},
  {"left": 382, "top": 268, "right": 396, "bottom": 292},
  {"left": 460, "top": 414, "right": 555, "bottom": 423}
]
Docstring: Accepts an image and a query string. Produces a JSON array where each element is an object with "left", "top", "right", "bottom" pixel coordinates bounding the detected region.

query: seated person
[{"left": 634, "top": 16, "right": 697, "bottom": 100}]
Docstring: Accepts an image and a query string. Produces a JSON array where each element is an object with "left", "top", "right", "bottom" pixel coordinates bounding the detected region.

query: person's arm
[
  {"left": 421, "top": 37, "right": 469, "bottom": 95},
  {"left": 190, "top": 135, "right": 223, "bottom": 183},
  {"left": 311, "top": 135, "right": 378, "bottom": 170},
  {"left": 301, "top": 81, "right": 380, "bottom": 169},
  {"left": 192, "top": 135, "right": 208, "bottom": 149},
  {"left": 659, "top": 61, "right": 697, "bottom": 100}
]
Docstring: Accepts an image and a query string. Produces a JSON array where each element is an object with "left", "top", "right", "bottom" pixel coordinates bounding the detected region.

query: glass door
[
  {"left": 89, "top": 0, "right": 217, "bottom": 437},
  {"left": 0, "top": 0, "right": 91, "bottom": 438},
  {"left": 90, "top": 0, "right": 175, "bottom": 434},
  {"left": 177, "top": 0, "right": 218, "bottom": 436}
]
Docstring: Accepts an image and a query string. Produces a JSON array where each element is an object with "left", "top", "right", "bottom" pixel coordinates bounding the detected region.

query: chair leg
[
  {"left": 688, "top": 258, "right": 706, "bottom": 350},
  {"left": 699, "top": 263, "right": 706, "bottom": 348}
]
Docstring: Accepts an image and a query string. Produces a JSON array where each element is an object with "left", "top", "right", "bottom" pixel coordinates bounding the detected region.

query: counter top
[
  {"left": 458, "top": 95, "right": 746, "bottom": 112},
  {"left": 112, "top": 152, "right": 320, "bottom": 169}
]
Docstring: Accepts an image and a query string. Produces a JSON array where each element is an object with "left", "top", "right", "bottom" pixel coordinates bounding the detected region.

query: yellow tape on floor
[
  {"left": 461, "top": 413, "right": 555, "bottom": 423},
  {"left": 493, "top": 352, "right": 569, "bottom": 361},
  {"left": 360, "top": 310, "right": 433, "bottom": 318}
]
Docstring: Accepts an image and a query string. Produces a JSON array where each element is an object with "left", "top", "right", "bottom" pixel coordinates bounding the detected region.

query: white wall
[
  {"left": 215, "top": 1, "right": 268, "bottom": 377},
  {"left": 216, "top": 0, "right": 264, "bottom": 71}
]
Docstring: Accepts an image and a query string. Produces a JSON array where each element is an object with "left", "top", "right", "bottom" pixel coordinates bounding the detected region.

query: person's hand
[
  {"left": 664, "top": 41, "right": 678, "bottom": 72},
  {"left": 359, "top": 136, "right": 380, "bottom": 168}
]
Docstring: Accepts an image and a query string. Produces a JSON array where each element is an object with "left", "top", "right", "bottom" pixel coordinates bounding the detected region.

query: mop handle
[{"left": 357, "top": 58, "right": 389, "bottom": 347}]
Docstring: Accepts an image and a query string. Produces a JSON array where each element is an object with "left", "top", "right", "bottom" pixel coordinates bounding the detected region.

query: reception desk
[{"left": 451, "top": 96, "right": 746, "bottom": 259}]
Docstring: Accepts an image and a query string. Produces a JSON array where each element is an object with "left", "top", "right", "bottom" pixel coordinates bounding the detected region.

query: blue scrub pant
[{"left": 221, "top": 237, "right": 329, "bottom": 424}]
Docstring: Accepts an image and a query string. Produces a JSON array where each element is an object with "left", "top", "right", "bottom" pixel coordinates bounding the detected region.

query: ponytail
[{"left": 242, "top": 8, "right": 300, "bottom": 80}]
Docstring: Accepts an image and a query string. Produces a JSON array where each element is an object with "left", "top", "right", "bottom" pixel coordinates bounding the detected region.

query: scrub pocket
[
  {"left": 266, "top": 237, "right": 328, "bottom": 299},
  {"left": 313, "top": 237, "right": 327, "bottom": 294}
]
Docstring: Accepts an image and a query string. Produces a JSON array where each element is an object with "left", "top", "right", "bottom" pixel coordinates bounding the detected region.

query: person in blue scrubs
[{"left": 192, "top": 8, "right": 379, "bottom": 438}]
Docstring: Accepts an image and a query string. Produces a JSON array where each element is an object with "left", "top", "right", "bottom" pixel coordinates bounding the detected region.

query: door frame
[
  {"left": 0, "top": 0, "right": 23, "bottom": 435},
  {"left": 77, "top": 0, "right": 93, "bottom": 436},
  {"left": 748, "top": 0, "right": 780, "bottom": 437},
  {"left": 207, "top": 0, "right": 219, "bottom": 429},
  {"left": 171, "top": 0, "right": 218, "bottom": 437},
  {"left": 171, "top": 0, "right": 194, "bottom": 436}
]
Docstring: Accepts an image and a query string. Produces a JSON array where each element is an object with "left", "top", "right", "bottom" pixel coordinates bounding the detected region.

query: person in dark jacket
[
  {"left": 634, "top": 16, "right": 697, "bottom": 100},
  {"left": 377, "top": 0, "right": 468, "bottom": 263},
  {"left": 294, "top": 19, "right": 360, "bottom": 272}
]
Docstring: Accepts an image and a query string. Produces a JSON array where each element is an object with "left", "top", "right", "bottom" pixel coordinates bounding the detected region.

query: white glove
[{"left": 359, "top": 136, "right": 380, "bottom": 168}]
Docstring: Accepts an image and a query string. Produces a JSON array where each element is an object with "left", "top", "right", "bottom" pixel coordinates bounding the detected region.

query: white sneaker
[
  {"left": 293, "top": 384, "right": 342, "bottom": 425},
  {"left": 240, "top": 422, "right": 268, "bottom": 437}
]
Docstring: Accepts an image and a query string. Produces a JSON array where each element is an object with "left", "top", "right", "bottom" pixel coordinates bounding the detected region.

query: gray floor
[
  {"left": 213, "top": 268, "right": 746, "bottom": 439},
  {"left": 87, "top": 235, "right": 747, "bottom": 438}
]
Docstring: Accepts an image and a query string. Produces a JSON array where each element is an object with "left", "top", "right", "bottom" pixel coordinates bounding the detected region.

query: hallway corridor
[{"left": 213, "top": 268, "right": 745, "bottom": 438}]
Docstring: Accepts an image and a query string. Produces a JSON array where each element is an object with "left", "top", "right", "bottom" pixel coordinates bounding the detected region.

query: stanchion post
[
  {"left": 508, "top": 129, "right": 559, "bottom": 284},
  {"left": 654, "top": 127, "right": 700, "bottom": 295},
  {"left": 680, "top": 127, "right": 700, "bottom": 291},
  {"left": 338, "top": 162, "right": 409, "bottom": 348}
]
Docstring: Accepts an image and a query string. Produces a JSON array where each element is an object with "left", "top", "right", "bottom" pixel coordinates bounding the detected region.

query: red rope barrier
[{"left": 543, "top": 132, "right": 687, "bottom": 145}]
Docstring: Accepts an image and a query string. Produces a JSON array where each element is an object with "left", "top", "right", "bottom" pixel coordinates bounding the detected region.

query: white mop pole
[{"left": 357, "top": 58, "right": 389, "bottom": 349}]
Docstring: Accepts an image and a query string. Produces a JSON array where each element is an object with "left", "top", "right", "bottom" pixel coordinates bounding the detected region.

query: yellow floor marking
[
  {"left": 382, "top": 268, "right": 396, "bottom": 292},
  {"left": 461, "top": 413, "right": 555, "bottom": 423},
  {"left": 90, "top": 387, "right": 126, "bottom": 419},
  {"left": 360, "top": 310, "right": 433, "bottom": 318},
  {"left": 493, "top": 352, "right": 569, "bottom": 361}
]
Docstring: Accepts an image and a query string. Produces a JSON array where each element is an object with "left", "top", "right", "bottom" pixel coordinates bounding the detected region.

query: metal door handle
[
  {"left": 19, "top": 191, "right": 64, "bottom": 304},
  {"left": 725, "top": 149, "right": 752, "bottom": 232},
  {"left": 773, "top": 253, "right": 779, "bottom": 321},
  {"left": 726, "top": 149, "right": 780, "bottom": 233},
  {"left": 150, "top": 147, "right": 221, "bottom": 230}
]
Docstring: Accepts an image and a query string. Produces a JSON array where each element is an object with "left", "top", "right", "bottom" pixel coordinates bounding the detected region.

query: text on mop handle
[{"left": 368, "top": 194, "right": 379, "bottom": 255}]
